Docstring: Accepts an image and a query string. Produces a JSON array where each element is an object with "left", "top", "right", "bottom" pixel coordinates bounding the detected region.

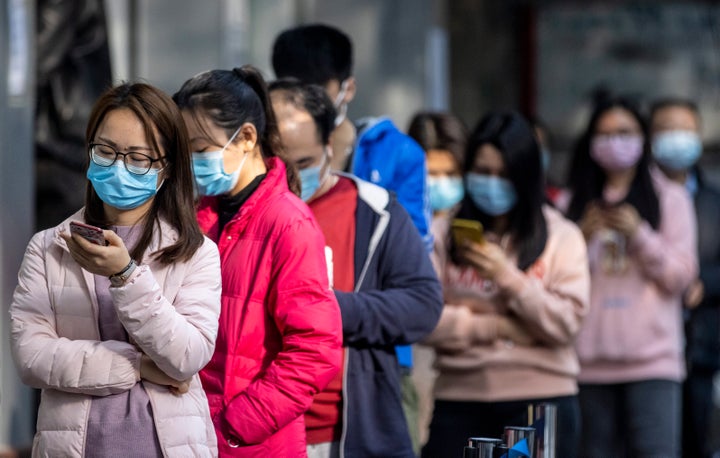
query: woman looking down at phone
[
  {"left": 565, "top": 97, "right": 697, "bottom": 457},
  {"left": 173, "top": 67, "right": 342, "bottom": 457},
  {"left": 10, "top": 83, "right": 222, "bottom": 456},
  {"left": 421, "top": 112, "right": 590, "bottom": 458}
]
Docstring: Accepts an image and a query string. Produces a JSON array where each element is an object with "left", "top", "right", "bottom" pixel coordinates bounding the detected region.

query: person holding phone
[
  {"left": 421, "top": 112, "right": 590, "bottom": 458},
  {"left": 565, "top": 96, "right": 698, "bottom": 457},
  {"left": 10, "top": 83, "right": 222, "bottom": 456},
  {"left": 173, "top": 67, "right": 342, "bottom": 457}
]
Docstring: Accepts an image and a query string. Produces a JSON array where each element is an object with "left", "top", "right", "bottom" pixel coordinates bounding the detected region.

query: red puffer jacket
[{"left": 197, "top": 158, "right": 342, "bottom": 457}]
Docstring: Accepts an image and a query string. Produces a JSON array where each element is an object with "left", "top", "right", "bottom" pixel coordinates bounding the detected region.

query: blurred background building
[{"left": 3, "top": 0, "right": 720, "bottom": 451}]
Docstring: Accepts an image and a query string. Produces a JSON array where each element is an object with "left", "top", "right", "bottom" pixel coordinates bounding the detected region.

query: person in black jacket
[
  {"left": 270, "top": 79, "right": 442, "bottom": 458},
  {"left": 650, "top": 98, "right": 720, "bottom": 458}
]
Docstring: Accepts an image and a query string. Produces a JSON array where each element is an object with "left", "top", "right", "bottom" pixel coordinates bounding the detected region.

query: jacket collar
[
  {"left": 330, "top": 173, "right": 391, "bottom": 292},
  {"left": 334, "top": 172, "right": 389, "bottom": 214},
  {"left": 355, "top": 116, "right": 391, "bottom": 140},
  {"left": 197, "top": 157, "right": 289, "bottom": 239}
]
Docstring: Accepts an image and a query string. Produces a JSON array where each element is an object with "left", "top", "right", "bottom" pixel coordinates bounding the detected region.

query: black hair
[
  {"left": 407, "top": 111, "right": 468, "bottom": 171},
  {"left": 268, "top": 78, "right": 337, "bottom": 145},
  {"left": 454, "top": 111, "right": 548, "bottom": 271},
  {"left": 525, "top": 114, "right": 552, "bottom": 148},
  {"left": 272, "top": 24, "right": 353, "bottom": 85},
  {"left": 172, "top": 65, "right": 300, "bottom": 195},
  {"left": 566, "top": 96, "right": 660, "bottom": 229},
  {"left": 649, "top": 97, "right": 700, "bottom": 123}
]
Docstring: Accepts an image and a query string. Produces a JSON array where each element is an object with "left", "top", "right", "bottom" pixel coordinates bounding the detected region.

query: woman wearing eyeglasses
[{"left": 10, "top": 83, "right": 221, "bottom": 456}]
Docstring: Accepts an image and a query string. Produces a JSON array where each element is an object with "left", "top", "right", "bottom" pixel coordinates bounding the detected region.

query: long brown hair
[
  {"left": 172, "top": 65, "right": 301, "bottom": 195},
  {"left": 84, "top": 83, "right": 204, "bottom": 264}
]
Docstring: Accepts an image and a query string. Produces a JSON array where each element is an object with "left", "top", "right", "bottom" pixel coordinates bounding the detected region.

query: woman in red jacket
[{"left": 173, "top": 66, "right": 343, "bottom": 457}]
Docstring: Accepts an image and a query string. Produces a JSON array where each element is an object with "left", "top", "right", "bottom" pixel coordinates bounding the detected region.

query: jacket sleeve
[
  {"left": 423, "top": 305, "right": 499, "bottom": 352},
  {"left": 628, "top": 184, "right": 698, "bottom": 296},
  {"left": 111, "top": 238, "right": 221, "bottom": 381},
  {"left": 335, "top": 200, "right": 443, "bottom": 346},
  {"left": 10, "top": 232, "right": 140, "bottom": 396},
  {"left": 700, "top": 260, "right": 720, "bottom": 301},
  {"left": 494, "top": 218, "right": 591, "bottom": 346},
  {"left": 223, "top": 216, "right": 342, "bottom": 445},
  {"left": 697, "top": 188, "right": 720, "bottom": 300},
  {"left": 389, "top": 135, "right": 433, "bottom": 252}
]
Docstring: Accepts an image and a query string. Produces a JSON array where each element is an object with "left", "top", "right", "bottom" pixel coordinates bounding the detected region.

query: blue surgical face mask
[
  {"left": 191, "top": 127, "right": 246, "bottom": 196},
  {"left": 299, "top": 149, "right": 331, "bottom": 202},
  {"left": 299, "top": 164, "right": 323, "bottom": 201},
  {"left": 465, "top": 173, "right": 518, "bottom": 216},
  {"left": 87, "top": 161, "right": 162, "bottom": 210},
  {"left": 428, "top": 176, "right": 464, "bottom": 211},
  {"left": 652, "top": 130, "right": 702, "bottom": 172}
]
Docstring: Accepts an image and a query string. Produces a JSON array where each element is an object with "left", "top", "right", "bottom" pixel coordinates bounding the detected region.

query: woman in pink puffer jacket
[{"left": 10, "top": 83, "right": 221, "bottom": 457}]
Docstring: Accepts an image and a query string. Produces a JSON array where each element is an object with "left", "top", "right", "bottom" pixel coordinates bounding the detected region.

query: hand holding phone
[
  {"left": 62, "top": 222, "right": 132, "bottom": 277},
  {"left": 451, "top": 218, "right": 512, "bottom": 280},
  {"left": 451, "top": 218, "right": 485, "bottom": 246},
  {"left": 69, "top": 221, "right": 107, "bottom": 246}
]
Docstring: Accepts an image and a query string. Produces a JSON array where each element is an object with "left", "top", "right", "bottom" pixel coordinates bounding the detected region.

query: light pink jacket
[
  {"left": 10, "top": 210, "right": 221, "bottom": 457},
  {"left": 575, "top": 170, "right": 698, "bottom": 383},
  {"left": 426, "top": 206, "right": 590, "bottom": 401}
]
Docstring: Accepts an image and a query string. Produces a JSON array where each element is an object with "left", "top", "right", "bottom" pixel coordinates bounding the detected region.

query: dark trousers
[
  {"left": 421, "top": 395, "right": 580, "bottom": 458},
  {"left": 682, "top": 369, "right": 716, "bottom": 458},
  {"left": 579, "top": 380, "right": 681, "bottom": 458}
]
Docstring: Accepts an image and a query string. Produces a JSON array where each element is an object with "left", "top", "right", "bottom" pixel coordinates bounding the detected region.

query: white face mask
[{"left": 333, "top": 80, "right": 349, "bottom": 127}]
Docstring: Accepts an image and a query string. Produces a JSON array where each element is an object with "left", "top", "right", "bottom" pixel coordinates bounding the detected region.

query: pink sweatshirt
[
  {"left": 575, "top": 170, "right": 698, "bottom": 384},
  {"left": 426, "top": 206, "right": 590, "bottom": 402}
]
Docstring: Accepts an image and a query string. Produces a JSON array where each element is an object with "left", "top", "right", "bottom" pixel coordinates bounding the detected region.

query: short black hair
[
  {"left": 269, "top": 78, "right": 337, "bottom": 146},
  {"left": 272, "top": 24, "right": 353, "bottom": 85},
  {"left": 649, "top": 97, "right": 700, "bottom": 122}
]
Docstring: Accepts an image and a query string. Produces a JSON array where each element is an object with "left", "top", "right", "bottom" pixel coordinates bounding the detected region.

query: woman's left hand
[
  {"left": 603, "top": 204, "right": 641, "bottom": 238},
  {"left": 457, "top": 240, "right": 510, "bottom": 280},
  {"left": 60, "top": 229, "right": 132, "bottom": 277}
]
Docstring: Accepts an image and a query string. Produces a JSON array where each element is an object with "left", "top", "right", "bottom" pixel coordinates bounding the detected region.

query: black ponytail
[{"left": 231, "top": 66, "right": 300, "bottom": 195}]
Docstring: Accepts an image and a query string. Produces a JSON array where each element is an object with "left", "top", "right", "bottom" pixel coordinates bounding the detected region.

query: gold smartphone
[{"left": 451, "top": 218, "right": 485, "bottom": 245}]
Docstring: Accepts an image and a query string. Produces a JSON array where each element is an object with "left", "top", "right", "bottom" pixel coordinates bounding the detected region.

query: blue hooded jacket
[{"left": 354, "top": 117, "right": 432, "bottom": 250}]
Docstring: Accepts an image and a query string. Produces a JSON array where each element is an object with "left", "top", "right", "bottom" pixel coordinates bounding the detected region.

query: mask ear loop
[
  {"left": 317, "top": 146, "right": 333, "bottom": 190},
  {"left": 333, "top": 80, "right": 349, "bottom": 127},
  {"left": 222, "top": 125, "right": 247, "bottom": 177},
  {"left": 333, "top": 80, "right": 349, "bottom": 107},
  {"left": 222, "top": 126, "right": 243, "bottom": 155}
]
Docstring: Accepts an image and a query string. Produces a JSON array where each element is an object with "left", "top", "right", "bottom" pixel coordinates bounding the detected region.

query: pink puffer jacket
[
  {"left": 197, "top": 158, "right": 342, "bottom": 457},
  {"left": 10, "top": 210, "right": 221, "bottom": 457}
]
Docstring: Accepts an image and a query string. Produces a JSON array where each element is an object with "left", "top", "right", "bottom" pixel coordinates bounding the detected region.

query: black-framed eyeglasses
[{"left": 89, "top": 143, "right": 165, "bottom": 175}]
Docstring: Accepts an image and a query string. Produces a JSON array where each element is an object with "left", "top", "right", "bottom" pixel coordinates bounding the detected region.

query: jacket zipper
[{"left": 339, "top": 193, "right": 391, "bottom": 458}]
